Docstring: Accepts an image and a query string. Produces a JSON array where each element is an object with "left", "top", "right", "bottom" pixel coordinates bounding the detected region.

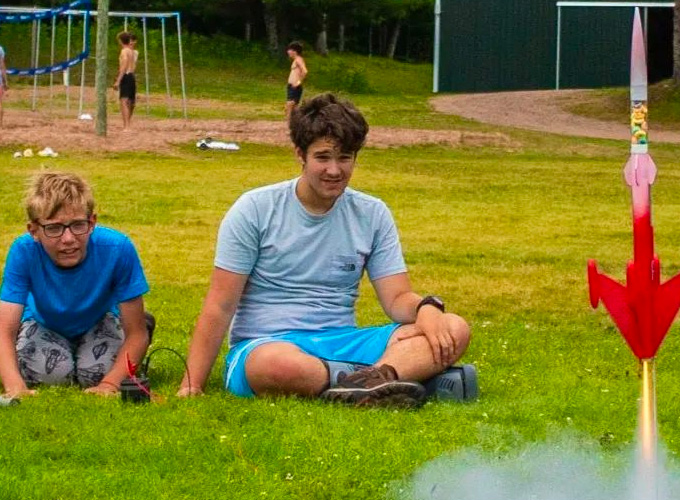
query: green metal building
[{"left": 434, "top": 0, "right": 674, "bottom": 92}]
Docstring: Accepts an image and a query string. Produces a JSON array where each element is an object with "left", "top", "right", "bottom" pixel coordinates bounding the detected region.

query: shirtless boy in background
[
  {"left": 285, "top": 41, "right": 308, "bottom": 119},
  {"left": 0, "top": 43, "right": 8, "bottom": 127},
  {"left": 113, "top": 32, "right": 137, "bottom": 130}
]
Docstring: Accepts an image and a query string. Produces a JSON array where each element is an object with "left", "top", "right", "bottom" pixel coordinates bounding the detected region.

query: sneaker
[
  {"left": 423, "top": 364, "right": 478, "bottom": 401},
  {"left": 145, "top": 312, "right": 156, "bottom": 344},
  {"left": 321, "top": 364, "right": 426, "bottom": 408}
]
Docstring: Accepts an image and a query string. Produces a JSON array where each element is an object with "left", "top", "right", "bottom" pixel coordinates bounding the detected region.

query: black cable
[{"left": 142, "top": 347, "right": 191, "bottom": 393}]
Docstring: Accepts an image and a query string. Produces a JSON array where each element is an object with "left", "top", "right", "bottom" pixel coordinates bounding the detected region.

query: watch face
[
  {"left": 431, "top": 296, "right": 444, "bottom": 308},
  {"left": 419, "top": 295, "right": 445, "bottom": 313}
]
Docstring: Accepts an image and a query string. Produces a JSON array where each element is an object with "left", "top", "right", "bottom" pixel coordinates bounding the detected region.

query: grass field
[{"left": 3, "top": 36, "right": 680, "bottom": 500}]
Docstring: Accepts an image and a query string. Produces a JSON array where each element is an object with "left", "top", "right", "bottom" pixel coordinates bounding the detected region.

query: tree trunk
[
  {"left": 386, "top": 21, "right": 401, "bottom": 60},
  {"left": 315, "top": 12, "right": 329, "bottom": 56},
  {"left": 338, "top": 22, "right": 345, "bottom": 52},
  {"left": 263, "top": 3, "right": 279, "bottom": 56},
  {"left": 245, "top": 21, "right": 251, "bottom": 42},
  {"left": 674, "top": 2, "right": 680, "bottom": 85},
  {"left": 379, "top": 24, "right": 387, "bottom": 56},
  {"left": 95, "top": 0, "right": 109, "bottom": 137}
]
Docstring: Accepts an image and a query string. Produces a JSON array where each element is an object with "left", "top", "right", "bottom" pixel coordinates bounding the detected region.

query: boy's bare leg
[
  {"left": 285, "top": 100, "right": 296, "bottom": 120},
  {"left": 377, "top": 314, "right": 471, "bottom": 381},
  {"left": 120, "top": 98, "right": 132, "bottom": 129},
  {"left": 245, "top": 342, "right": 327, "bottom": 396}
]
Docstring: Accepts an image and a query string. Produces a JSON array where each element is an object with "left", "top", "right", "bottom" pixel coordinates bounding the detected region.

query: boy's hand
[
  {"left": 176, "top": 386, "right": 203, "bottom": 398},
  {"left": 4, "top": 386, "right": 36, "bottom": 399},
  {"left": 84, "top": 381, "right": 120, "bottom": 396}
]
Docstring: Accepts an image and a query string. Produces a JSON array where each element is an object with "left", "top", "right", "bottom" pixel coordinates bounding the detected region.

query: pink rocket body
[{"left": 588, "top": 8, "right": 680, "bottom": 360}]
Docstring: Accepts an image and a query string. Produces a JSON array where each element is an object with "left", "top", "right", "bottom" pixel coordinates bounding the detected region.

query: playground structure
[{"left": 0, "top": 0, "right": 187, "bottom": 119}]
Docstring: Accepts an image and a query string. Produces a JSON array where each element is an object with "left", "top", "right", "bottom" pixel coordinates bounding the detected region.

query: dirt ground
[
  {"left": 0, "top": 88, "right": 511, "bottom": 154},
  {"left": 2, "top": 88, "right": 679, "bottom": 154},
  {"left": 431, "top": 89, "right": 680, "bottom": 143},
  {"left": 0, "top": 108, "right": 512, "bottom": 153}
]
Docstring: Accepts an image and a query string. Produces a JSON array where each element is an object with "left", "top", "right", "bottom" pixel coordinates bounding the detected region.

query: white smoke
[{"left": 409, "top": 437, "right": 680, "bottom": 500}]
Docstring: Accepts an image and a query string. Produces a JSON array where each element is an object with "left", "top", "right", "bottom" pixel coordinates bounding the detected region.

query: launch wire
[{"left": 142, "top": 347, "right": 192, "bottom": 393}]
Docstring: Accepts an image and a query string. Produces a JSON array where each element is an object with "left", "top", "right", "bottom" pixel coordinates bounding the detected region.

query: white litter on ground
[
  {"left": 38, "top": 147, "right": 59, "bottom": 157},
  {"left": 196, "top": 138, "right": 240, "bottom": 151}
]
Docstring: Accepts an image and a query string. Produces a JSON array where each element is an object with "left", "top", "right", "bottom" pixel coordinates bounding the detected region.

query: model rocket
[{"left": 587, "top": 8, "right": 680, "bottom": 361}]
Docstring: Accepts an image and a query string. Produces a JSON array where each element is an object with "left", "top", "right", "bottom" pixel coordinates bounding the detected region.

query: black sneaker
[
  {"left": 423, "top": 364, "right": 478, "bottom": 401},
  {"left": 145, "top": 312, "right": 156, "bottom": 344},
  {"left": 321, "top": 364, "right": 425, "bottom": 408}
]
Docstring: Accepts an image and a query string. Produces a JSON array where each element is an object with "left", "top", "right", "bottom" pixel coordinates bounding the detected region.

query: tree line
[{"left": 10, "top": 0, "right": 436, "bottom": 61}]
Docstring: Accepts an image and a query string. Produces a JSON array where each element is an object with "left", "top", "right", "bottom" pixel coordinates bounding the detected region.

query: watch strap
[{"left": 416, "top": 295, "right": 445, "bottom": 314}]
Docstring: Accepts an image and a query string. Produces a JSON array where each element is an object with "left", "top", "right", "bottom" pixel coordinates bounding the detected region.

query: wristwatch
[{"left": 416, "top": 295, "right": 445, "bottom": 314}]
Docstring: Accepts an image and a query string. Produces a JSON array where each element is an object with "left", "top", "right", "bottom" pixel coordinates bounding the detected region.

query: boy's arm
[
  {"left": 371, "top": 272, "right": 421, "bottom": 324},
  {"left": 1, "top": 56, "right": 7, "bottom": 89},
  {"left": 372, "top": 273, "right": 458, "bottom": 367},
  {"left": 85, "top": 295, "right": 148, "bottom": 395},
  {"left": 113, "top": 49, "right": 129, "bottom": 90},
  {"left": 297, "top": 56, "right": 308, "bottom": 84},
  {"left": 0, "top": 301, "right": 34, "bottom": 397},
  {"left": 177, "top": 268, "right": 249, "bottom": 396}
]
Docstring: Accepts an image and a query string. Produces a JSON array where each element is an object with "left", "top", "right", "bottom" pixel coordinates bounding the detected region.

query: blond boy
[{"left": 0, "top": 172, "right": 151, "bottom": 398}]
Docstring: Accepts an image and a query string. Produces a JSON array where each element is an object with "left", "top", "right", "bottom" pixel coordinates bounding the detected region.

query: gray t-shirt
[{"left": 215, "top": 178, "right": 407, "bottom": 345}]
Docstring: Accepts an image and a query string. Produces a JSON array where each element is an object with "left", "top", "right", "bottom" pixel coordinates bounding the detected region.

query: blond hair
[{"left": 25, "top": 172, "right": 95, "bottom": 221}]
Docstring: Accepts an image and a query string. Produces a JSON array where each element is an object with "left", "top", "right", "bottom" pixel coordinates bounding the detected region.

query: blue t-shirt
[
  {"left": 0, "top": 226, "right": 149, "bottom": 338},
  {"left": 216, "top": 178, "right": 407, "bottom": 345}
]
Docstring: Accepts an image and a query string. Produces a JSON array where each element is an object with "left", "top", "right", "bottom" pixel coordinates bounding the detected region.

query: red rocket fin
[
  {"left": 597, "top": 273, "right": 640, "bottom": 355},
  {"left": 653, "top": 272, "right": 680, "bottom": 348},
  {"left": 588, "top": 261, "right": 640, "bottom": 356}
]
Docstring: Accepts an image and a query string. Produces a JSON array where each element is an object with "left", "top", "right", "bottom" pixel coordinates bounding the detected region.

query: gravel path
[{"left": 431, "top": 89, "right": 680, "bottom": 144}]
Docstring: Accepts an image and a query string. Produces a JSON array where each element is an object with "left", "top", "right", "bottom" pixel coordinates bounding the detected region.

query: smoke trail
[{"left": 408, "top": 437, "right": 680, "bottom": 500}]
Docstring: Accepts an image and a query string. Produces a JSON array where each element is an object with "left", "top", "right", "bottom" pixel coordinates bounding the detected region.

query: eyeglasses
[{"left": 37, "top": 219, "right": 91, "bottom": 238}]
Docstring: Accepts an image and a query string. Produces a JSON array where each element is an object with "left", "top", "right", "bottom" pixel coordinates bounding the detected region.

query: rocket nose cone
[{"left": 630, "top": 7, "right": 648, "bottom": 100}]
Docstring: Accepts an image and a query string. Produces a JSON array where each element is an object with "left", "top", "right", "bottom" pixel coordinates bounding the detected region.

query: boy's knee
[
  {"left": 76, "top": 364, "right": 108, "bottom": 388},
  {"left": 248, "top": 349, "right": 306, "bottom": 382},
  {"left": 19, "top": 347, "right": 75, "bottom": 386},
  {"left": 447, "top": 314, "right": 472, "bottom": 357},
  {"left": 246, "top": 344, "right": 325, "bottom": 394},
  {"left": 17, "top": 323, "right": 76, "bottom": 386}
]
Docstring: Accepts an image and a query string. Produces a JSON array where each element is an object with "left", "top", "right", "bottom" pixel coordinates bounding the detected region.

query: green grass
[
  {"left": 565, "top": 79, "right": 680, "bottom": 128},
  {"left": 3, "top": 136, "right": 680, "bottom": 499},
  {"left": 4, "top": 32, "right": 680, "bottom": 499}
]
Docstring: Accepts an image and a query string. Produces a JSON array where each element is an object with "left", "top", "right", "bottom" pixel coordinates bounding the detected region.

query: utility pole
[{"left": 95, "top": 0, "right": 109, "bottom": 136}]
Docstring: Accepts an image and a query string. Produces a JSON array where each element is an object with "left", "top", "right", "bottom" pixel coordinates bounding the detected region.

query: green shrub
[{"left": 311, "top": 57, "right": 372, "bottom": 94}]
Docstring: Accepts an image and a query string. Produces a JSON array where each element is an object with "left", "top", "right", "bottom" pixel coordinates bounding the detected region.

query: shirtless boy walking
[
  {"left": 113, "top": 32, "right": 137, "bottom": 130},
  {"left": 285, "top": 41, "right": 308, "bottom": 119}
]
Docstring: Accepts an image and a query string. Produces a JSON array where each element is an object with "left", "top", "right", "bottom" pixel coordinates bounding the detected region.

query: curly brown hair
[{"left": 289, "top": 93, "right": 369, "bottom": 156}]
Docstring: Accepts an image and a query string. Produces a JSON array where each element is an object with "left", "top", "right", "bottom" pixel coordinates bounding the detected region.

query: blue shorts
[
  {"left": 286, "top": 84, "right": 303, "bottom": 104},
  {"left": 224, "top": 324, "right": 400, "bottom": 397}
]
